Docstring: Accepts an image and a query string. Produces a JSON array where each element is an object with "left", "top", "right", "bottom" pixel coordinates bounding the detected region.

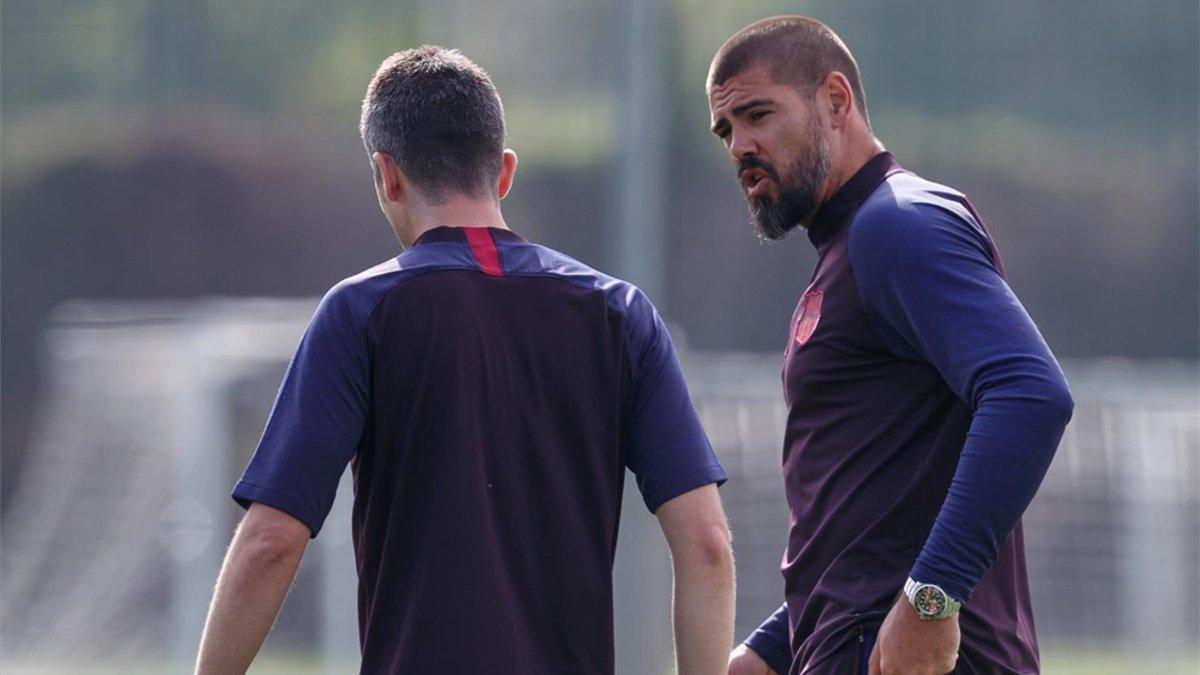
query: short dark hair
[
  {"left": 360, "top": 46, "right": 505, "bottom": 202},
  {"left": 708, "top": 16, "right": 870, "bottom": 126}
]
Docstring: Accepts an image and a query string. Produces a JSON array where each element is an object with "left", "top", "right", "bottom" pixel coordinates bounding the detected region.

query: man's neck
[
  {"left": 405, "top": 196, "right": 510, "bottom": 246},
  {"left": 820, "top": 136, "right": 886, "bottom": 206}
]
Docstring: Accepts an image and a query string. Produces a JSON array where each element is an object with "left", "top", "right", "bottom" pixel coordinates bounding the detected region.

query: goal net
[{"left": 2, "top": 299, "right": 1197, "bottom": 673}]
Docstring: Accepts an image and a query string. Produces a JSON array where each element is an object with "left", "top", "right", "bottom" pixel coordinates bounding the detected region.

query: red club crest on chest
[{"left": 794, "top": 290, "right": 824, "bottom": 346}]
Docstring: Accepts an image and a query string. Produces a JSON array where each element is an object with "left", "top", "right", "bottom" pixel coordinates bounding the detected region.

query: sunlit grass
[{"left": 1041, "top": 646, "right": 1199, "bottom": 675}]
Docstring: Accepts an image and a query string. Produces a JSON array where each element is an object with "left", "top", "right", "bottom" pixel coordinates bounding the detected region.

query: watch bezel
[
  {"left": 912, "top": 584, "right": 948, "bottom": 618},
  {"left": 904, "top": 577, "right": 961, "bottom": 620}
]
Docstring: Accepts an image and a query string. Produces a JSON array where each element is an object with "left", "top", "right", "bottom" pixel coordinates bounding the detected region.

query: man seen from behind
[{"left": 194, "top": 45, "right": 735, "bottom": 675}]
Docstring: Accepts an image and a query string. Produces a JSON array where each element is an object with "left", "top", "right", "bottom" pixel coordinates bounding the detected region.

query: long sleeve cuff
[{"left": 743, "top": 603, "right": 791, "bottom": 674}]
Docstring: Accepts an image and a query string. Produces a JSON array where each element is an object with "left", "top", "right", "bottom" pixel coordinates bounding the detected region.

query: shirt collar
[
  {"left": 411, "top": 226, "right": 527, "bottom": 247},
  {"left": 806, "top": 151, "right": 903, "bottom": 249}
]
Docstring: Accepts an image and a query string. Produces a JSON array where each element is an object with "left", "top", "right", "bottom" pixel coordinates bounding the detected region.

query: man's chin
[{"left": 749, "top": 199, "right": 803, "bottom": 241}]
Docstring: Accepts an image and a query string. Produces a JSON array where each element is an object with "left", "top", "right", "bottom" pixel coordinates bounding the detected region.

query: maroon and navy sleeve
[
  {"left": 232, "top": 280, "right": 372, "bottom": 537},
  {"left": 847, "top": 199, "right": 1074, "bottom": 604},
  {"left": 620, "top": 287, "right": 727, "bottom": 512}
]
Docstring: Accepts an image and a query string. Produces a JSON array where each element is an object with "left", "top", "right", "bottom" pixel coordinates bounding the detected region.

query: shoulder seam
[
  {"left": 501, "top": 270, "right": 636, "bottom": 318},
  {"left": 494, "top": 242, "right": 635, "bottom": 317}
]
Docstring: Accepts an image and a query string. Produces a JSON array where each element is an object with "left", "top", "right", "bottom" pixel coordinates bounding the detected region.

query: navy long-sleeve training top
[{"left": 744, "top": 153, "right": 1073, "bottom": 675}]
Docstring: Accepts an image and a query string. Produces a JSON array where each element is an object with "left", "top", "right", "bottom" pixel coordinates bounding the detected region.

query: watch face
[{"left": 913, "top": 585, "right": 947, "bottom": 617}]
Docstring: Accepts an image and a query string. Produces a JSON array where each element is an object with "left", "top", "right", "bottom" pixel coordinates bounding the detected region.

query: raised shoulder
[{"left": 849, "top": 172, "right": 993, "bottom": 269}]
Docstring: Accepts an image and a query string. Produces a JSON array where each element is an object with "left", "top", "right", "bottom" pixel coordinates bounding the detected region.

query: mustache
[{"left": 738, "top": 157, "right": 781, "bottom": 185}]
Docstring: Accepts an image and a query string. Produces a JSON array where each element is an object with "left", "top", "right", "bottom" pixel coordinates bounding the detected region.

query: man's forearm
[
  {"left": 672, "top": 540, "right": 736, "bottom": 675},
  {"left": 909, "top": 392, "right": 1071, "bottom": 603},
  {"left": 194, "top": 524, "right": 307, "bottom": 674}
]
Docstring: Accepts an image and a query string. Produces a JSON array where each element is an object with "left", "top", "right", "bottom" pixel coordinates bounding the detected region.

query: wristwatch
[{"left": 903, "top": 577, "right": 961, "bottom": 620}]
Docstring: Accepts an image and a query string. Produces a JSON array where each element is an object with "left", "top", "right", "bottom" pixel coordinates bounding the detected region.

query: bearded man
[{"left": 707, "top": 16, "right": 1074, "bottom": 675}]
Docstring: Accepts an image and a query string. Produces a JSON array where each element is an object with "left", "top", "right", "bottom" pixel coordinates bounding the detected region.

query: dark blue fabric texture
[
  {"left": 744, "top": 602, "right": 791, "bottom": 674},
  {"left": 847, "top": 192, "right": 1074, "bottom": 603}
]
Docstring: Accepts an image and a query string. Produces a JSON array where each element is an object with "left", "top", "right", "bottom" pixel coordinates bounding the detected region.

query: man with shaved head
[{"left": 707, "top": 17, "right": 1073, "bottom": 675}]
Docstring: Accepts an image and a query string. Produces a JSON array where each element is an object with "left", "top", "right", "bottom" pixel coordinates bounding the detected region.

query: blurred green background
[
  {"left": 2, "top": 1, "right": 1197, "bottom": 673},
  {"left": 3, "top": 1, "right": 1197, "bottom": 484}
]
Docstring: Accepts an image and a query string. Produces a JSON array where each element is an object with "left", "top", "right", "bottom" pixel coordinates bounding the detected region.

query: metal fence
[
  {"left": 689, "top": 353, "right": 1200, "bottom": 667},
  {"left": 1, "top": 300, "right": 1197, "bottom": 673}
]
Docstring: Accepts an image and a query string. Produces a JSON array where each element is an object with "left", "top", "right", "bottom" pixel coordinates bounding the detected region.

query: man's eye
[{"left": 750, "top": 110, "right": 770, "bottom": 122}]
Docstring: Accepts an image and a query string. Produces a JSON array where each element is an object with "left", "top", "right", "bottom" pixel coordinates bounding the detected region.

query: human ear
[
  {"left": 822, "top": 72, "right": 855, "bottom": 127},
  {"left": 371, "top": 151, "right": 406, "bottom": 203},
  {"left": 497, "top": 149, "right": 518, "bottom": 200}
]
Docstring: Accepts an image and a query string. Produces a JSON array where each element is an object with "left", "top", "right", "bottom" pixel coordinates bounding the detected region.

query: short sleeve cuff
[
  {"left": 232, "top": 479, "right": 326, "bottom": 538},
  {"left": 641, "top": 463, "right": 728, "bottom": 513}
]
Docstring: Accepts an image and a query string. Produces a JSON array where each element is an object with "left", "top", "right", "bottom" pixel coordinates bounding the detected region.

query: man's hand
[
  {"left": 868, "top": 596, "right": 959, "bottom": 675},
  {"left": 727, "top": 644, "right": 776, "bottom": 675}
]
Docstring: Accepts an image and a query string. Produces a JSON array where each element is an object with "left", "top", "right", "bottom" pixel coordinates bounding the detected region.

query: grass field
[
  {"left": 6, "top": 648, "right": 1200, "bottom": 674},
  {"left": 1039, "top": 646, "right": 1200, "bottom": 675}
]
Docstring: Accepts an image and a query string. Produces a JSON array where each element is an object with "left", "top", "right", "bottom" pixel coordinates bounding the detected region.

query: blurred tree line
[{"left": 2, "top": 0, "right": 1197, "bottom": 502}]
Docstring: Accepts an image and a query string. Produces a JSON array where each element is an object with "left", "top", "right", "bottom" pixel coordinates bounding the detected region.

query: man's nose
[{"left": 729, "top": 129, "right": 756, "bottom": 163}]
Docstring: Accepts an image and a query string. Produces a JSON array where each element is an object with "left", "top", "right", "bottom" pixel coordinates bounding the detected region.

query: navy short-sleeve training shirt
[{"left": 233, "top": 226, "right": 726, "bottom": 674}]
